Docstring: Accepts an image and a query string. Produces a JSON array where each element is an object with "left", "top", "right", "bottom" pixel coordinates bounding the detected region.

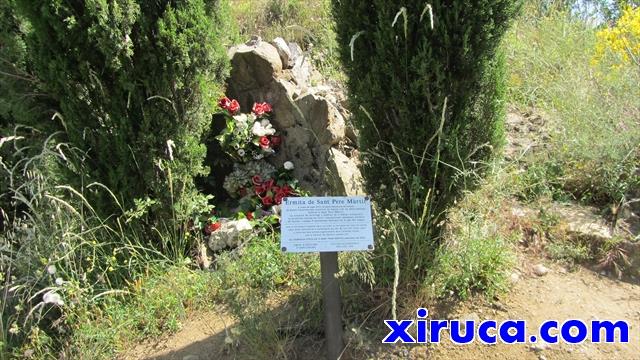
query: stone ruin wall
[{"left": 226, "top": 37, "right": 363, "bottom": 196}]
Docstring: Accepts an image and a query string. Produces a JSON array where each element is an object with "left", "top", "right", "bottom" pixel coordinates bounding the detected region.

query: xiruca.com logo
[{"left": 382, "top": 309, "right": 630, "bottom": 345}]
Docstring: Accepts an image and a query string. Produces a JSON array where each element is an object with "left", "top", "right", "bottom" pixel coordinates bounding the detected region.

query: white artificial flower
[
  {"left": 237, "top": 149, "right": 245, "bottom": 156},
  {"left": 253, "top": 153, "right": 264, "bottom": 160},
  {"left": 251, "top": 121, "right": 265, "bottom": 136},
  {"left": 234, "top": 114, "right": 249, "bottom": 129},
  {"left": 251, "top": 119, "right": 276, "bottom": 136},
  {"left": 260, "top": 119, "right": 276, "bottom": 135},
  {"left": 284, "top": 161, "right": 294, "bottom": 170},
  {"left": 46, "top": 265, "right": 56, "bottom": 275},
  {"left": 55, "top": 278, "right": 64, "bottom": 286},
  {"left": 43, "top": 291, "right": 64, "bottom": 306}
]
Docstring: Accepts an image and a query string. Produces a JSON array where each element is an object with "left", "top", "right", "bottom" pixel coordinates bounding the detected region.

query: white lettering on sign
[{"left": 280, "top": 196, "right": 374, "bottom": 253}]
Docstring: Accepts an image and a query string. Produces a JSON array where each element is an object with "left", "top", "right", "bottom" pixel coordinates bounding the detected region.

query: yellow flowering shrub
[{"left": 593, "top": 6, "right": 640, "bottom": 67}]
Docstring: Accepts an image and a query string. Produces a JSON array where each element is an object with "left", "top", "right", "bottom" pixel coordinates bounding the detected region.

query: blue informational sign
[{"left": 280, "top": 196, "right": 374, "bottom": 253}]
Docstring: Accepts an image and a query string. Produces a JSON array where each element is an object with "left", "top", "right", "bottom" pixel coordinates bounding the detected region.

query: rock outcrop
[{"left": 226, "top": 37, "right": 363, "bottom": 195}]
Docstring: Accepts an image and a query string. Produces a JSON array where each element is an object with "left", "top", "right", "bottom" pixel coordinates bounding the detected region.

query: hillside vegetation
[{"left": 1, "top": 0, "right": 638, "bottom": 358}]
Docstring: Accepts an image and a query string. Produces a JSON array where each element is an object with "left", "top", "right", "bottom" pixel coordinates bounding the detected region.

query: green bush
[
  {"left": 0, "top": 0, "right": 60, "bottom": 230},
  {"left": 332, "top": 0, "right": 520, "bottom": 221},
  {"left": 14, "top": 0, "right": 231, "bottom": 221},
  {"left": 429, "top": 219, "right": 512, "bottom": 300}
]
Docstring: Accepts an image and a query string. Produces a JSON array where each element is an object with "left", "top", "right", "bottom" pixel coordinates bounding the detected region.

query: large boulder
[{"left": 228, "top": 42, "right": 282, "bottom": 89}]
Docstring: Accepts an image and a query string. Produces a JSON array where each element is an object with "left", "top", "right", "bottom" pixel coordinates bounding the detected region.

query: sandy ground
[
  {"left": 123, "top": 253, "right": 639, "bottom": 360},
  {"left": 387, "top": 259, "right": 640, "bottom": 360}
]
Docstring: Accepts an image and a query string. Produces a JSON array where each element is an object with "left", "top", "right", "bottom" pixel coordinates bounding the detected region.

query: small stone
[
  {"left": 510, "top": 272, "right": 520, "bottom": 284},
  {"left": 208, "top": 219, "right": 253, "bottom": 251},
  {"left": 511, "top": 207, "right": 527, "bottom": 217},
  {"left": 271, "top": 37, "right": 293, "bottom": 68},
  {"left": 538, "top": 355, "right": 547, "bottom": 360},
  {"left": 288, "top": 42, "right": 303, "bottom": 63},
  {"left": 459, "top": 312, "right": 481, "bottom": 331},
  {"left": 530, "top": 343, "right": 549, "bottom": 352},
  {"left": 533, "top": 264, "right": 550, "bottom": 276},
  {"left": 245, "top": 35, "right": 261, "bottom": 46},
  {"left": 492, "top": 302, "right": 508, "bottom": 312}
]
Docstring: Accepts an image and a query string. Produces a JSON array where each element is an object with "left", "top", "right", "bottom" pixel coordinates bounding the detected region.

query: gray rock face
[
  {"left": 326, "top": 148, "right": 364, "bottom": 196},
  {"left": 551, "top": 203, "right": 612, "bottom": 242},
  {"left": 271, "top": 37, "right": 293, "bottom": 69},
  {"left": 295, "top": 93, "right": 345, "bottom": 146},
  {"left": 226, "top": 37, "right": 363, "bottom": 196}
]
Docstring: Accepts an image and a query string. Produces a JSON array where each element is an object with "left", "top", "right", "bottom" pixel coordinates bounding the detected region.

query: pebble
[
  {"left": 533, "top": 264, "right": 550, "bottom": 276},
  {"left": 510, "top": 272, "right": 520, "bottom": 283},
  {"left": 530, "top": 342, "right": 549, "bottom": 352},
  {"left": 492, "top": 301, "right": 508, "bottom": 312}
]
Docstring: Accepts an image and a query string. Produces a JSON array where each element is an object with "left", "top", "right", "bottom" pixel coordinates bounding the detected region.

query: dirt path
[
  {"left": 122, "top": 309, "right": 238, "bottom": 360},
  {"left": 124, "top": 253, "right": 639, "bottom": 360},
  {"left": 415, "top": 258, "right": 640, "bottom": 360}
]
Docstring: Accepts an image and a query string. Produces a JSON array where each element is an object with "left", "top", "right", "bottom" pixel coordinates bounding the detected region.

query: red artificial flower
[
  {"left": 204, "top": 221, "right": 221, "bottom": 235},
  {"left": 262, "top": 196, "right": 273, "bottom": 206},
  {"left": 252, "top": 175, "right": 263, "bottom": 186},
  {"left": 218, "top": 97, "right": 240, "bottom": 113},
  {"left": 254, "top": 184, "right": 266, "bottom": 195},
  {"left": 263, "top": 179, "right": 275, "bottom": 190},
  {"left": 238, "top": 187, "right": 247, "bottom": 197},
  {"left": 246, "top": 212, "right": 254, "bottom": 221},
  {"left": 252, "top": 102, "right": 273, "bottom": 116},
  {"left": 228, "top": 99, "right": 240, "bottom": 113},
  {"left": 218, "top": 97, "right": 231, "bottom": 110},
  {"left": 259, "top": 136, "right": 270, "bottom": 149},
  {"left": 270, "top": 135, "right": 282, "bottom": 147},
  {"left": 274, "top": 192, "right": 284, "bottom": 205}
]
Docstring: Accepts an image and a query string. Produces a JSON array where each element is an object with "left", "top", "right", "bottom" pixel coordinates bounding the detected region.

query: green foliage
[
  {"left": 332, "top": 0, "right": 520, "bottom": 222},
  {"left": 429, "top": 219, "right": 513, "bottom": 300},
  {"left": 547, "top": 241, "right": 592, "bottom": 265},
  {"left": 68, "top": 267, "right": 218, "bottom": 359},
  {"left": 0, "top": 1, "right": 60, "bottom": 228},
  {"left": 506, "top": 4, "right": 640, "bottom": 205},
  {"left": 0, "top": 135, "right": 198, "bottom": 358},
  {"left": 13, "top": 0, "right": 231, "bottom": 221},
  {"left": 0, "top": 0, "right": 52, "bottom": 129},
  {"left": 214, "top": 235, "right": 318, "bottom": 309}
]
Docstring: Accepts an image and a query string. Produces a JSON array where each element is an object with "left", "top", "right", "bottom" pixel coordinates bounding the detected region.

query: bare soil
[
  {"left": 124, "top": 252, "right": 639, "bottom": 360},
  {"left": 375, "top": 255, "right": 640, "bottom": 360}
]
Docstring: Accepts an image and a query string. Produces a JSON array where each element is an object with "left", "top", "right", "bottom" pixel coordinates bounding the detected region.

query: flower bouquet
[
  {"left": 216, "top": 97, "right": 282, "bottom": 162},
  {"left": 198, "top": 97, "right": 305, "bottom": 248}
]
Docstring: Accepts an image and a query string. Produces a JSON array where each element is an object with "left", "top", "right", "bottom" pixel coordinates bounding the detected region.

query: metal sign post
[{"left": 320, "top": 252, "right": 344, "bottom": 360}]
